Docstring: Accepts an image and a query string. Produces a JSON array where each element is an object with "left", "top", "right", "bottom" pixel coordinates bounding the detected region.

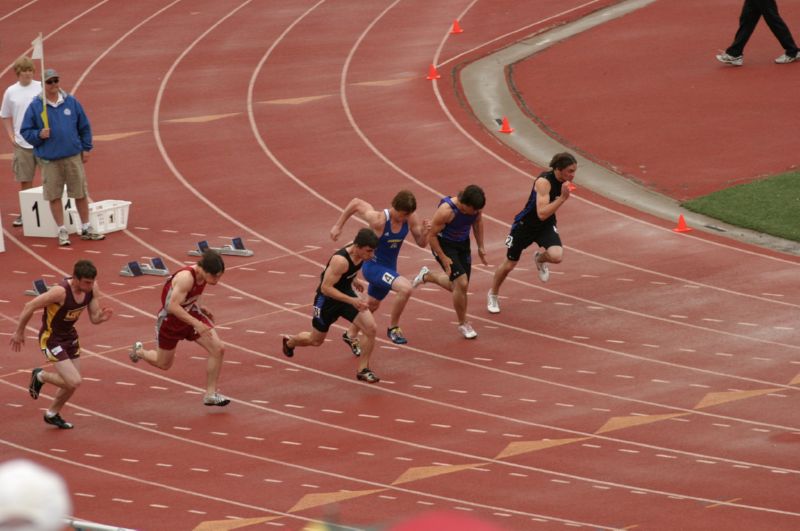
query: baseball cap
[
  {"left": 0, "top": 459, "right": 71, "bottom": 531},
  {"left": 43, "top": 68, "right": 59, "bottom": 81}
]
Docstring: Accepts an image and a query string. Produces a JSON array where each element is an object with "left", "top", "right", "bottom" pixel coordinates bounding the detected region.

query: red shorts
[{"left": 156, "top": 310, "right": 212, "bottom": 350}]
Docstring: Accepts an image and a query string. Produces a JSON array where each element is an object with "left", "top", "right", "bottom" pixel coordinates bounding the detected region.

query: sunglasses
[{"left": 45, "top": 78, "right": 59, "bottom": 85}]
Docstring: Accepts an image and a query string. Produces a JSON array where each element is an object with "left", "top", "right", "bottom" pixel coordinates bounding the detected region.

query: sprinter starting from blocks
[
  {"left": 120, "top": 257, "right": 170, "bottom": 277},
  {"left": 187, "top": 237, "right": 253, "bottom": 257}
]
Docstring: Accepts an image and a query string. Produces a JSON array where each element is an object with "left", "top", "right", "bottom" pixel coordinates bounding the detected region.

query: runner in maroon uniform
[
  {"left": 10, "top": 260, "right": 113, "bottom": 429},
  {"left": 129, "top": 250, "right": 230, "bottom": 406}
]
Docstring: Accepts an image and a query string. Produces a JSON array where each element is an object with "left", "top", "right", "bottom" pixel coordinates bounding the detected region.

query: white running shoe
[
  {"left": 412, "top": 266, "right": 429, "bottom": 288},
  {"left": 775, "top": 52, "right": 799, "bottom": 64},
  {"left": 457, "top": 322, "right": 477, "bottom": 339},
  {"left": 58, "top": 228, "right": 70, "bottom": 247},
  {"left": 534, "top": 251, "right": 550, "bottom": 283},
  {"left": 129, "top": 341, "right": 143, "bottom": 363},
  {"left": 487, "top": 292, "right": 500, "bottom": 314},
  {"left": 716, "top": 52, "right": 743, "bottom": 66}
]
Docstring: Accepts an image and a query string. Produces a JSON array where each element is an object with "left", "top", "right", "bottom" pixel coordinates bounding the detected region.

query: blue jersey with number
[{"left": 372, "top": 209, "right": 408, "bottom": 269}]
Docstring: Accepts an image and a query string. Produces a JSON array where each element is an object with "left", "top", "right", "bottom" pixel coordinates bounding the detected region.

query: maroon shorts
[
  {"left": 156, "top": 310, "right": 212, "bottom": 350},
  {"left": 40, "top": 334, "right": 80, "bottom": 362}
]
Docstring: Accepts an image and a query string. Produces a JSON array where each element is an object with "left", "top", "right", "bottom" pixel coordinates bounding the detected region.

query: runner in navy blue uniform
[
  {"left": 487, "top": 152, "right": 577, "bottom": 314},
  {"left": 282, "top": 228, "right": 382, "bottom": 383},
  {"left": 9, "top": 260, "right": 112, "bottom": 429},
  {"left": 412, "top": 185, "right": 486, "bottom": 339},
  {"left": 330, "top": 191, "right": 429, "bottom": 349}
]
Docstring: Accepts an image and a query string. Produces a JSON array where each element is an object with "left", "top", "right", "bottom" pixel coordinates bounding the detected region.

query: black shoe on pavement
[
  {"left": 282, "top": 336, "right": 294, "bottom": 358},
  {"left": 356, "top": 368, "right": 380, "bottom": 384},
  {"left": 29, "top": 368, "right": 44, "bottom": 399},
  {"left": 43, "top": 413, "right": 73, "bottom": 429}
]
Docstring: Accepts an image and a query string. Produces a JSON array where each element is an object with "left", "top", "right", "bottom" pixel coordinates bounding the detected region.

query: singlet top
[
  {"left": 40, "top": 279, "right": 93, "bottom": 343},
  {"left": 372, "top": 209, "right": 409, "bottom": 268},
  {"left": 317, "top": 246, "right": 362, "bottom": 297},
  {"left": 512, "top": 170, "right": 563, "bottom": 229},
  {"left": 437, "top": 196, "right": 477, "bottom": 242},
  {"left": 160, "top": 266, "right": 205, "bottom": 314}
]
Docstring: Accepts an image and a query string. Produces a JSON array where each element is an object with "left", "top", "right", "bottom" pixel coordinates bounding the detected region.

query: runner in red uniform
[
  {"left": 10, "top": 260, "right": 113, "bottom": 429},
  {"left": 129, "top": 249, "right": 230, "bottom": 406}
]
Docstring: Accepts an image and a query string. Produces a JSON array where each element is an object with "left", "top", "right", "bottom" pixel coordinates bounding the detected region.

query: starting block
[
  {"left": 188, "top": 237, "right": 253, "bottom": 257},
  {"left": 120, "top": 257, "right": 170, "bottom": 277},
  {"left": 25, "top": 278, "right": 56, "bottom": 296}
]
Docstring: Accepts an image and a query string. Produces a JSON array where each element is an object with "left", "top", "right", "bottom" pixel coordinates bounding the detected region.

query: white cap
[{"left": 0, "top": 459, "right": 71, "bottom": 531}]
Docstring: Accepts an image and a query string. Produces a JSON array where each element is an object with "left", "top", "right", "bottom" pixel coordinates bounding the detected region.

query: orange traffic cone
[
  {"left": 498, "top": 116, "right": 514, "bottom": 134},
  {"left": 426, "top": 63, "right": 440, "bottom": 80},
  {"left": 450, "top": 19, "right": 464, "bottom": 34},
  {"left": 672, "top": 214, "right": 692, "bottom": 233}
]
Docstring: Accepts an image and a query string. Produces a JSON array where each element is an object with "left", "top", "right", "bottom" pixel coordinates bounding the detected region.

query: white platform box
[
  {"left": 78, "top": 200, "right": 131, "bottom": 235},
  {"left": 19, "top": 186, "right": 78, "bottom": 238}
]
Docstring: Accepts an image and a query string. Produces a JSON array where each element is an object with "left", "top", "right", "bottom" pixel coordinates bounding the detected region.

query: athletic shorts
[
  {"left": 12, "top": 145, "right": 37, "bottom": 183},
  {"left": 156, "top": 308, "right": 213, "bottom": 350},
  {"left": 361, "top": 260, "right": 398, "bottom": 301},
  {"left": 40, "top": 333, "right": 80, "bottom": 362},
  {"left": 311, "top": 292, "right": 358, "bottom": 333},
  {"left": 39, "top": 154, "right": 88, "bottom": 201},
  {"left": 505, "top": 221, "right": 562, "bottom": 262},
  {"left": 434, "top": 237, "right": 471, "bottom": 281}
]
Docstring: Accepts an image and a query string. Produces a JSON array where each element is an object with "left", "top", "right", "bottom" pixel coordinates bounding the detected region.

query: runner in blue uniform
[
  {"left": 282, "top": 228, "right": 381, "bottom": 383},
  {"left": 9, "top": 260, "right": 112, "bottom": 429},
  {"left": 330, "top": 190, "right": 429, "bottom": 349},
  {"left": 412, "top": 185, "right": 486, "bottom": 339},
  {"left": 487, "top": 152, "right": 576, "bottom": 314}
]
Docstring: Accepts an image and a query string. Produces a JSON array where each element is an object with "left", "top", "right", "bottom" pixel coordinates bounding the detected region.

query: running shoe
[
  {"left": 487, "top": 292, "right": 500, "bottom": 314},
  {"left": 29, "top": 368, "right": 44, "bottom": 399},
  {"left": 203, "top": 392, "right": 231, "bottom": 407},
  {"left": 457, "top": 322, "right": 478, "bottom": 339},
  {"left": 129, "top": 341, "right": 142, "bottom": 363},
  {"left": 12, "top": 215, "right": 22, "bottom": 227},
  {"left": 534, "top": 251, "right": 550, "bottom": 283},
  {"left": 412, "top": 266, "right": 429, "bottom": 288},
  {"left": 80, "top": 228, "right": 105, "bottom": 241},
  {"left": 58, "top": 228, "right": 70, "bottom": 247},
  {"left": 356, "top": 368, "right": 380, "bottom": 384},
  {"left": 716, "top": 52, "right": 743, "bottom": 66},
  {"left": 387, "top": 326, "right": 408, "bottom": 345},
  {"left": 282, "top": 336, "right": 294, "bottom": 358},
  {"left": 342, "top": 332, "right": 361, "bottom": 357},
  {"left": 43, "top": 413, "right": 73, "bottom": 429},
  {"left": 775, "top": 52, "right": 799, "bottom": 64}
]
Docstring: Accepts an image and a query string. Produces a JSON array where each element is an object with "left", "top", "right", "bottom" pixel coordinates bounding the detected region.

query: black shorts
[
  {"left": 311, "top": 292, "right": 359, "bottom": 332},
  {"left": 505, "top": 221, "right": 562, "bottom": 262},
  {"left": 434, "top": 237, "right": 471, "bottom": 281}
]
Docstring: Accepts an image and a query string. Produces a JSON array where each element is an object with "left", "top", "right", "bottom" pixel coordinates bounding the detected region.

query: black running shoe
[
  {"left": 342, "top": 332, "right": 361, "bottom": 357},
  {"left": 43, "top": 413, "right": 73, "bottom": 429},
  {"left": 29, "top": 368, "right": 44, "bottom": 399},
  {"left": 356, "top": 368, "right": 380, "bottom": 384},
  {"left": 282, "top": 336, "right": 294, "bottom": 358}
]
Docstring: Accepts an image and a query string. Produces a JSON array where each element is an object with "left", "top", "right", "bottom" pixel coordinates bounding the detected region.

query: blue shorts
[{"left": 361, "top": 261, "right": 398, "bottom": 301}]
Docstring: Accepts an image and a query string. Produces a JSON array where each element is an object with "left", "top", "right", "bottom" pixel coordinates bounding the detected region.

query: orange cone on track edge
[
  {"left": 499, "top": 116, "right": 514, "bottom": 134},
  {"left": 672, "top": 214, "right": 692, "bottom": 232},
  {"left": 426, "top": 64, "right": 440, "bottom": 80},
  {"left": 450, "top": 19, "right": 464, "bottom": 34}
]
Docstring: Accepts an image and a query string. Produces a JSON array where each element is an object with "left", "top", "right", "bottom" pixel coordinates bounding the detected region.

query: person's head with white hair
[{"left": 0, "top": 459, "right": 71, "bottom": 531}]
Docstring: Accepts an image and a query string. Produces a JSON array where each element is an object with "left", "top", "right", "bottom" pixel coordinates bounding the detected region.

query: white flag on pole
[{"left": 31, "top": 35, "right": 43, "bottom": 60}]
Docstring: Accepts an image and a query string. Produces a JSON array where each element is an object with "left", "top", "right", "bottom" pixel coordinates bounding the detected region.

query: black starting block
[
  {"left": 25, "top": 279, "right": 55, "bottom": 296},
  {"left": 188, "top": 237, "right": 253, "bottom": 257},
  {"left": 120, "top": 257, "right": 170, "bottom": 277}
]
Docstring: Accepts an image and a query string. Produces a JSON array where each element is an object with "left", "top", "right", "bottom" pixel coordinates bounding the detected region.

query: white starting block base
[
  {"left": 120, "top": 258, "right": 169, "bottom": 277},
  {"left": 19, "top": 186, "right": 78, "bottom": 238},
  {"left": 69, "top": 199, "right": 131, "bottom": 235},
  {"left": 188, "top": 237, "right": 254, "bottom": 257}
]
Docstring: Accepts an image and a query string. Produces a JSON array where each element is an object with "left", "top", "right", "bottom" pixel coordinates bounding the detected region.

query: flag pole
[{"left": 31, "top": 33, "right": 48, "bottom": 129}]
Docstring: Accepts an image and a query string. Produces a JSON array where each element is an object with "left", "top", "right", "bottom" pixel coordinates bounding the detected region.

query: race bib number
[
  {"left": 553, "top": 225, "right": 559, "bottom": 234},
  {"left": 382, "top": 272, "right": 396, "bottom": 285},
  {"left": 504, "top": 235, "right": 514, "bottom": 248}
]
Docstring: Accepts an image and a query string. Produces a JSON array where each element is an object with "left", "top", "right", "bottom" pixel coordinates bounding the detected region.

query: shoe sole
[
  {"left": 282, "top": 336, "right": 294, "bottom": 358},
  {"left": 204, "top": 398, "right": 231, "bottom": 406}
]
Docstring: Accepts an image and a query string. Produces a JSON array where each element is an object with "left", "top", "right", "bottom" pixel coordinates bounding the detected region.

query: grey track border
[{"left": 460, "top": 0, "right": 799, "bottom": 256}]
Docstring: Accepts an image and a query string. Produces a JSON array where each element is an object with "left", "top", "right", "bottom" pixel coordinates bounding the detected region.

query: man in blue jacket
[{"left": 20, "top": 68, "right": 103, "bottom": 246}]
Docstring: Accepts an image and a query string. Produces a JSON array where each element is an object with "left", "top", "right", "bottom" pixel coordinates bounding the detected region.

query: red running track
[{"left": 0, "top": 1, "right": 798, "bottom": 530}]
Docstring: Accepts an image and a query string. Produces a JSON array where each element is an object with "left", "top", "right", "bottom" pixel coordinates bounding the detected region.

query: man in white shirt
[{"left": 1, "top": 56, "right": 41, "bottom": 227}]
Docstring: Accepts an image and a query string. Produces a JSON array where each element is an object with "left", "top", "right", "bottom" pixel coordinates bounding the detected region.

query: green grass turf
[{"left": 682, "top": 171, "right": 800, "bottom": 242}]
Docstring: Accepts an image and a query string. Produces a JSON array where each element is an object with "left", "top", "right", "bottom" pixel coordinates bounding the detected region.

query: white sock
[
  {"left": 45, "top": 410, "right": 56, "bottom": 418},
  {"left": 37, "top": 371, "right": 44, "bottom": 383}
]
